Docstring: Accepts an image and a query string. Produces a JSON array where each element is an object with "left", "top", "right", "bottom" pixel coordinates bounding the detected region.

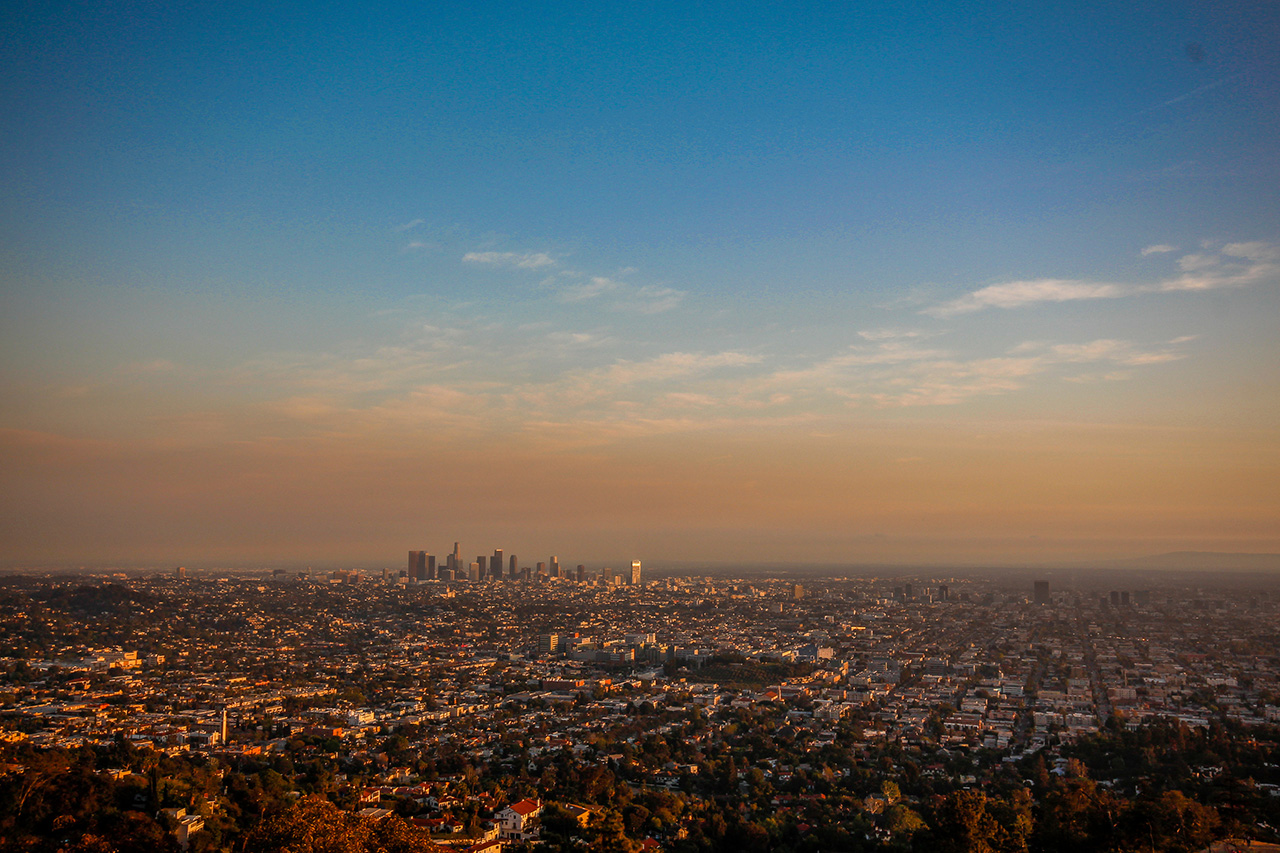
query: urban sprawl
[{"left": 2, "top": 556, "right": 1280, "bottom": 852}]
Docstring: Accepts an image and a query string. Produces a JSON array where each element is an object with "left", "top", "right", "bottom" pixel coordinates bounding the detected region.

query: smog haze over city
[{"left": 3, "top": 1, "right": 1279, "bottom": 571}]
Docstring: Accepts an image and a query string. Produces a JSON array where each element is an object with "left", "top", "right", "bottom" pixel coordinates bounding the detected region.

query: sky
[{"left": 2, "top": 1, "right": 1279, "bottom": 568}]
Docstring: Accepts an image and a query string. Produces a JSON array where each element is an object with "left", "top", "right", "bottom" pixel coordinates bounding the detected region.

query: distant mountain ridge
[{"left": 1105, "top": 551, "right": 1280, "bottom": 571}]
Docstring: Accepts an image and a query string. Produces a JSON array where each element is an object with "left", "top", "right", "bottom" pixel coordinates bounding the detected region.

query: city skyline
[{"left": 2, "top": 2, "right": 1279, "bottom": 567}]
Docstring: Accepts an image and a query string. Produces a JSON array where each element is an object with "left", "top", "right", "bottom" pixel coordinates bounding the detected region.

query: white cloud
[
  {"left": 1140, "top": 244, "right": 1178, "bottom": 256},
  {"left": 395, "top": 218, "right": 425, "bottom": 232},
  {"left": 558, "top": 276, "right": 621, "bottom": 302},
  {"left": 926, "top": 279, "right": 1125, "bottom": 316},
  {"left": 601, "top": 351, "right": 761, "bottom": 385},
  {"left": 1177, "top": 253, "right": 1218, "bottom": 272},
  {"left": 1222, "top": 241, "right": 1280, "bottom": 263},
  {"left": 615, "top": 285, "right": 685, "bottom": 314},
  {"left": 857, "top": 328, "right": 935, "bottom": 342},
  {"left": 462, "top": 251, "right": 556, "bottom": 269},
  {"left": 926, "top": 241, "right": 1279, "bottom": 316}
]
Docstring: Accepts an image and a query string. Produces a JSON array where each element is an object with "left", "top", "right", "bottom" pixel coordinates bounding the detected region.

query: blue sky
[{"left": 2, "top": 1, "right": 1278, "bottom": 566}]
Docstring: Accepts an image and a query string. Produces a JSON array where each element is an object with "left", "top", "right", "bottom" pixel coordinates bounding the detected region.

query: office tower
[
  {"left": 631, "top": 560, "right": 642, "bottom": 585},
  {"left": 409, "top": 551, "right": 427, "bottom": 580},
  {"left": 1034, "top": 580, "right": 1050, "bottom": 605},
  {"left": 427, "top": 554, "right": 436, "bottom": 579},
  {"left": 469, "top": 561, "right": 480, "bottom": 582},
  {"left": 1109, "top": 591, "right": 1121, "bottom": 606},
  {"left": 477, "top": 555, "right": 487, "bottom": 580},
  {"left": 537, "top": 561, "right": 547, "bottom": 577},
  {"left": 175, "top": 566, "right": 186, "bottom": 579},
  {"left": 550, "top": 556, "right": 560, "bottom": 578},
  {"left": 538, "top": 633, "right": 559, "bottom": 655},
  {"left": 1120, "top": 590, "right": 1130, "bottom": 606},
  {"left": 509, "top": 554, "right": 517, "bottom": 577},
  {"left": 904, "top": 583, "right": 914, "bottom": 600},
  {"left": 453, "top": 541, "right": 462, "bottom": 568},
  {"left": 493, "top": 550, "right": 503, "bottom": 580},
  {"left": 938, "top": 584, "right": 949, "bottom": 602},
  {"left": 893, "top": 586, "right": 904, "bottom": 601},
  {"left": 791, "top": 583, "right": 804, "bottom": 600},
  {"left": 577, "top": 564, "right": 585, "bottom": 583}
]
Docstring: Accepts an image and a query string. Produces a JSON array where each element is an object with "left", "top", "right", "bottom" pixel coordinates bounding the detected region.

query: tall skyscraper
[
  {"left": 537, "top": 561, "right": 547, "bottom": 577},
  {"left": 492, "top": 549, "right": 503, "bottom": 580},
  {"left": 1034, "top": 580, "right": 1050, "bottom": 605},
  {"left": 408, "top": 550, "right": 424, "bottom": 578},
  {"left": 550, "top": 556, "right": 560, "bottom": 578},
  {"left": 426, "top": 553, "right": 436, "bottom": 579},
  {"left": 476, "top": 555, "right": 487, "bottom": 580},
  {"left": 630, "top": 560, "right": 642, "bottom": 585},
  {"left": 577, "top": 564, "right": 585, "bottom": 583},
  {"left": 509, "top": 554, "right": 517, "bottom": 577}
]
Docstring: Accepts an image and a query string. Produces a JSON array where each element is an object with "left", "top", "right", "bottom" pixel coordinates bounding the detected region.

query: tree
[{"left": 242, "top": 795, "right": 441, "bottom": 853}]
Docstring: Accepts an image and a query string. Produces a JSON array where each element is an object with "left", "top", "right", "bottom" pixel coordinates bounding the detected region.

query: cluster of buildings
[{"left": 405, "top": 544, "right": 641, "bottom": 587}]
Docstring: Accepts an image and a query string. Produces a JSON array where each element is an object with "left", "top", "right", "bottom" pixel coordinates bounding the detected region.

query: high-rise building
[
  {"left": 791, "top": 583, "right": 804, "bottom": 600},
  {"left": 469, "top": 561, "right": 480, "bottom": 582},
  {"left": 175, "top": 566, "right": 186, "bottom": 579},
  {"left": 1034, "top": 580, "right": 1050, "bottom": 605},
  {"left": 903, "top": 583, "right": 914, "bottom": 600},
  {"left": 631, "top": 560, "right": 642, "bottom": 585},
  {"left": 577, "top": 564, "right": 586, "bottom": 583},
  {"left": 537, "top": 561, "right": 547, "bottom": 577},
  {"left": 550, "top": 556, "right": 560, "bottom": 578},
  {"left": 426, "top": 554, "right": 436, "bottom": 579},
  {"left": 409, "top": 551, "right": 428, "bottom": 581},
  {"left": 477, "top": 556, "right": 487, "bottom": 580},
  {"left": 509, "top": 555, "right": 517, "bottom": 577},
  {"left": 938, "top": 584, "right": 949, "bottom": 602},
  {"left": 492, "top": 550, "right": 503, "bottom": 580}
]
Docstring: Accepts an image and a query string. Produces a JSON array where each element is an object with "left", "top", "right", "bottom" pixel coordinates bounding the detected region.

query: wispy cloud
[
  {"left": 615, "top": 284, "right": 685, "bottom": 314},
  {"left": 598, "top": 351, "right": 761, "bottom": 385},
  {"left": 395, "top": 218, "right": 425, "bottom": 232},
  {"left": 558, "top": 276, "right": 621, "bottom": 302},
  {"left": 927, "top": 241, "right": 1279, "bottom": 316},
  {"left": 1140, "top": 244, "right": 1177, "bottom": 256},
  {"left": 463, "top": 251, "right": 556, "bottom": 269},
  {"left": 857, "top": 328, "right": 936, "bottom": 342},
  {"left": 926, "top": 280, "right": 1126, "bottom": 316}
]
